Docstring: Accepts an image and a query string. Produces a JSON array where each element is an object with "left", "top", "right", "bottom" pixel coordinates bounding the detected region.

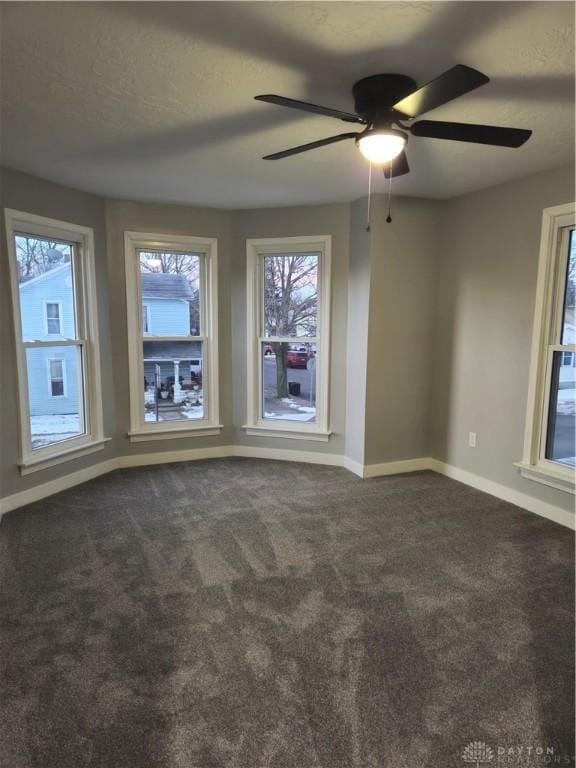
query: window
[
  {"left": 520, "top": 203, "right": 575, "bottom": 492},
  {"left": 245, "top": 236, "right": 331, "bottom": 440},
  {"left": 5, "top": 209, "right": 105, "bottom": 471},
  {"left": 45, "top": 301, "right": 62, "bottom": 335},
  {"left": 124, "top": 231, "right": 220, "bottom": 441},
  {"left": 48, "top": 358, "right": 66, "bottom": 397}
]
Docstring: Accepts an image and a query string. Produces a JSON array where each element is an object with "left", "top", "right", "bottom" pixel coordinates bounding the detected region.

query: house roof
[
  {"left": 141, "top": 272, "right": 194, "bottom": 301},
  {"left": 19, "top": 262, "right": 70, "bottom": 290}
]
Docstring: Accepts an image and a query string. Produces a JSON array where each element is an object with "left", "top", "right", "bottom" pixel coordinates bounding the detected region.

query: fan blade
[
  {"left": 392, "top": 65, "right": 489, "bottom": 118},
  {"left": 262, "top": 133, "right": 359, "bottom": 160},
  {"left": 383, "top": 151, "right": 410, "bottom": 179},
  {"left": 255, "top": 94, "right": 363, "bottom": 124},
  {"left": 411, "top": 120, "right": 531, "bottom": 147}
]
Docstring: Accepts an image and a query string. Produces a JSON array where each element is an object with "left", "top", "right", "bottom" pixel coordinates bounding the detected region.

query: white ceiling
[{"left": 1, "top": 1, "right": 574, "bottom": 208}]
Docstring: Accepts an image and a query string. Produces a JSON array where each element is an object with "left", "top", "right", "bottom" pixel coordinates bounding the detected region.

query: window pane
[
  {"left": 261, "top": 342, "right": 316, "bottom": 422},
  {"left": 561, "top": 230, "right": 575, "bottom": 344},
  {"left": 15, "top": 235, "right": 76, "bottom": 341},
  {"left": 263, "top": 253, "right": 318, "bottom": 338},
  {"left": 143, "top": 340, "right": 204, "bottom": 422},
  {"left": 26, "top": 346, "right": 84, "bottom": 450},
  {"left": 545, "top": 351, "right": 575, "bottom": 467},
  {"left": 139, "top": 251, "right": 201, "bottom": 336},
  {"left": 49, "top": 359, "right": 64, "bottom": 380}
]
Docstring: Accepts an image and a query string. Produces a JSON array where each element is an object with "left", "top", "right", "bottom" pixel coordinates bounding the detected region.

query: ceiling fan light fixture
[{"left": 357, "top": 129, "right": 407, "bottom": 164}]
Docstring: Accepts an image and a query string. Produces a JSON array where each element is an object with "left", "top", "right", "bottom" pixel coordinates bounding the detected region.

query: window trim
[
  {"left": 4, "top": 208, "right": 106, "bottom": 473},
  {"left": 43, "top": 300, "right": 63, "bottom": 336},
  {"left": 518, "top": 202, "right": 575, "bottom": 493},
  {"left": 47, "top": 357, "right": 67, "bottom": 398},
  {"left": 244, "top": 235, "right": 332, "bottom": 441},
  {"left": 124, "top": 230, "right": 221, "bottom": 442}
]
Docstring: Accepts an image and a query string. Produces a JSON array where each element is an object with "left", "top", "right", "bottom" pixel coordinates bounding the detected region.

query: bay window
[
  {"left": 245, "top": 236, "right": 331, "bottom": 440},
  {"left": 5, "top": 209, "right": 105, "bottom": 472},
  {"left": 124, "top": 231, "right": 220, "bottom": 441},
  {"left": 520, "top": 203, "right": 575, "bottom": 492}
]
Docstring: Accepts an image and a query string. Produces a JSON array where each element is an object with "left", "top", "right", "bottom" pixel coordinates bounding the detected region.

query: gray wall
[
  {"left": 105, "top": 199, "right": 234, "bottom": 456},
  {"left": 432, "top": 164, "right": 575, "bottom": 513},
  {"left": 1, "top": 164, "right": 574, "bottom": 519},
  {"left": 0, "top": 167, "right": 116, "bottom": 498},
  {"left": 344, "top": 198, "right": 372, "bottom": 466},
  {"left": 365, "top": 195, "right": 441, "bottom": 465},
  {"left": 230, "top": 204, "right": 350, "bottom": 456}
]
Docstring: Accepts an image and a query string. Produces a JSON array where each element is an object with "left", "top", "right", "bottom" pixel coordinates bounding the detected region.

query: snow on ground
[
  {"left": 30, "top": 415, "right": 81, "bottom": 434},
  {"left": 182, "top": 407, "right": 204, "bottom": 419},
  {"left": 30, "top": 414, "right": 81, "bottom": 448},
  {"left": 557, "top": 388, "right": 575, "bottom": 415},
  {"left": 265, "top": 411, "right": 315, "bottom": 422},
  {"left": 145, "top": 405, "right": 204, "bottom": 422},
  {"left": 288, "top": 403, "right": 315, "bottom": 413}
]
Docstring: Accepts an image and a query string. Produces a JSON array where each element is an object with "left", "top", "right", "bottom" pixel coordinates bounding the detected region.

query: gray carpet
[{"left": 0, "top": 458, "right": 573, "bottom": 768}]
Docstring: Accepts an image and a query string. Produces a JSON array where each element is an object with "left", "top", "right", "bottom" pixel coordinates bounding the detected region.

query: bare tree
[
  {"left": 264, "top": 255, "right": 317, "bottom": 398},
  {"left": 16, "top": 236, "right": 70, "bottom": 282},
  {"left": 139, "top": 251, "right": 199, "bottom": 277}
]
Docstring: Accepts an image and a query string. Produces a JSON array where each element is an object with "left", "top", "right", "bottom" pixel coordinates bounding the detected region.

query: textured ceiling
[{"left": 1, "top": 1, "right": 574, "bottom": 208}]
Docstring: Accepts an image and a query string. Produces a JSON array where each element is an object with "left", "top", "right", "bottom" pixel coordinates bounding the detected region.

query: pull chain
[
  {"left": 365, "top": 161, "right": 372, "bottom": 232},
  {"left": 386, "top": 160, "right": 393, "bottom": 223}
]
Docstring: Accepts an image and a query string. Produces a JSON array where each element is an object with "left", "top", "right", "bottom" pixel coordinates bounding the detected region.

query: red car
[{"left": 285, "top": 348, "right": 309, "bottom": 368}]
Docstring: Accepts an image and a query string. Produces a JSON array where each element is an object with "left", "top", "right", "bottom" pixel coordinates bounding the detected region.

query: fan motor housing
[{"left": 353, "top": 74, "right": 417, "bottom": 121}]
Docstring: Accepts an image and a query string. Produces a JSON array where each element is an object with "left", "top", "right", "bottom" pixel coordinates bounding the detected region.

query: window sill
[
  {"left": 515, "top": 461, "right": 575, "bottom": 494},
  {"left": 128, "top": 424, "right": 223, "bottom": 443},
  {"left": 19, "top": 437, "right": 111, "bottom": 475},
  {"left": 242, "top": 424, "right": 332, "bottom": 442}
]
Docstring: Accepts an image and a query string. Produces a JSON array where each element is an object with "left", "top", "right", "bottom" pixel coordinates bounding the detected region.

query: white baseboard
[
  {"left": 342, "top": 456, "right": 365, "bottom": 477},
  {"left": 363, "top": 457, "right": 432, "bottom": 479},
  {"left": 232, "top": 444, "right": 342, "bottom": 466},
  {"left": 1, "top": 449, "right": 573, "bottom": 530},
  {"left": 0, "top": 459, "right": 118, "bottom": 516},
  {"left": 118, "top": 445, "right": 233, "bottom": 469},
  {"left": 429, "top": 459, "right": 575, "bottom": 530}
]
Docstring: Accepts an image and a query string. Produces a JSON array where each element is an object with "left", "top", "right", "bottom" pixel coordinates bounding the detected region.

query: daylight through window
[
  {"left": 521, "top": 203, "right": 575, "bottom": 492},
  {"left": 246, "top": 236, "right": 331, "bottom": 439},
  {"left": 124, "top": 233, "right": 220, "bottom": 439},
  {"left": 5, "top": 209, "right": 103, "bottom": 468}
]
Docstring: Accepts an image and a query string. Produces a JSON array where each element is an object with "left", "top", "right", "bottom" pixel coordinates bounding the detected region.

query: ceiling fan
[{"left": 255, "top": 65, "right": 532, "bottom": 178}]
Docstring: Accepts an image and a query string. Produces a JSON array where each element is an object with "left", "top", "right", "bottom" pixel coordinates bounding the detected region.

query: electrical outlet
[{"left": 468, "top": 432, "right": 477, "bottom": 448}]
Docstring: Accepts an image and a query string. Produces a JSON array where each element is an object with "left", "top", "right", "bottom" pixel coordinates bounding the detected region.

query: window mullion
[
  {"left": 141, "top": 335, "right": 207, "bottom": 342},
  {"left": 23, "top": 339, "right": 84, "bottom": 348}
]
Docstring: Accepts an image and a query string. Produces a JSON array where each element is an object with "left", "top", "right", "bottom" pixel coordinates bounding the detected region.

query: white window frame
[
  {"left": 124, "top": 231, "right": 221, "bottom": 442},
  {"left": 518, "top": 202, "right": 575, "bottom": 494},
  {"left": 47, "top": 357, "right": 67, "bottom": 398},
  {"left": 244, "top": 235, "right": 332, "bottom": 441},
  {"left": 44, "top": 300, "right": 63, "bottom": 336},
  {"left": 5, "top": 208, "right": 107, "bottom": 474}
]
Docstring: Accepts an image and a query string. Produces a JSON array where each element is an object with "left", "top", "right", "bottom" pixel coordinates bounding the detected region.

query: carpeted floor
[{"left": 0, "top": 458, "right": 574, "bottom": 768}]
